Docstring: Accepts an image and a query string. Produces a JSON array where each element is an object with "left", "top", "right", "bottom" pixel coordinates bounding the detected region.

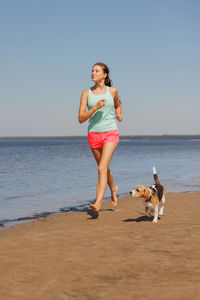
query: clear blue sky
[{"left": 0, "top": 0, "right": 199, "bottom": 136}]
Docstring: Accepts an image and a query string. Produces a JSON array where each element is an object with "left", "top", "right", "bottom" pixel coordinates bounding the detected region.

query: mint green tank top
[{"left": 87, "top": 86, "right": 118, "bottom": 132}]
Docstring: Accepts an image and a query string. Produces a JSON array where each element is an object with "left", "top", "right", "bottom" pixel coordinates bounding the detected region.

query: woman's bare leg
[
  {"left": 107, "top": 169, "right": 118, "bottom": 206},
  {"left": 90, "top": 142, "right": 118, "bottom": 212},
  {"left": 91, "top": 148, "right": 118, "bottom": 206}
]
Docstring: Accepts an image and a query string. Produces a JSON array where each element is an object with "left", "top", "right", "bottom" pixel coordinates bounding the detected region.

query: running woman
[{"left": 78, "top": 62, "right": 123, "bottom": 215}]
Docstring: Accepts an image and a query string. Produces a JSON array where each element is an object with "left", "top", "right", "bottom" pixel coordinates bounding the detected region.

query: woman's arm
[
  {"left": 78, "top": 90, "right": 106, "bottom": 123},
  {"left": 110, "top": 87, "right": 123, "bottom": 122}
]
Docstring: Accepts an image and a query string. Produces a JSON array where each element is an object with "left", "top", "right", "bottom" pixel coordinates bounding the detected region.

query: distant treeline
[
  {"left": 0, "top": 135, "right": 200, "bottom": 141},
  {"left": 120, "top": 135, "right": 200, "bottom": 140}
]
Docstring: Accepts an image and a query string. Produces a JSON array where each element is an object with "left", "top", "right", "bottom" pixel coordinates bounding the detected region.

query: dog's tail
[{"left": 153, "top": 166, "right": 160, "bottom": 185}]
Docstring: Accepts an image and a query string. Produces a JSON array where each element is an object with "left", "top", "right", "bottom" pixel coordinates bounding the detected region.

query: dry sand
[{"left": 0, "top": 193, "right": 200, "bottom": 300}]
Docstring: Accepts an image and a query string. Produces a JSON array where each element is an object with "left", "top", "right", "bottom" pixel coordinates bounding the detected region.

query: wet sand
[{"left": 0, "top": 193, "right": 200, "bottom": 300}]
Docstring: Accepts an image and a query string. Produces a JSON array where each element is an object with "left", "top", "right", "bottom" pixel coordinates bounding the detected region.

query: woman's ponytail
[{"left": 104, "top": 74, "right": 112, "bottom": 87}]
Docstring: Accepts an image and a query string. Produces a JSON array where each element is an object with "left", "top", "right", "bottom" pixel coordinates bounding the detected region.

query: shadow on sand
[
  {"left": 87, "top": 208, "right": 115, "bottom": 219},
  {"left": 122, "top": 215, "right": 160, "bottom": 222}
]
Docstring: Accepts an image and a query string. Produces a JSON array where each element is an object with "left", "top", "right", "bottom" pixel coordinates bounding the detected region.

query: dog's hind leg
[{"left": 159, "top": 195, "right": 166, "bottom": 215}]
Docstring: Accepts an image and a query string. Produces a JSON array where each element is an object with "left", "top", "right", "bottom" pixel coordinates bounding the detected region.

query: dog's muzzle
[{"left": 129, "top": 190, "right": 135, "bottom": 197}]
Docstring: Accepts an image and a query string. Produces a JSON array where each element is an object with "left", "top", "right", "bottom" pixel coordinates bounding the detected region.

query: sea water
[{"left": 0, "top": 137, "right": 200, "bottom": 227}]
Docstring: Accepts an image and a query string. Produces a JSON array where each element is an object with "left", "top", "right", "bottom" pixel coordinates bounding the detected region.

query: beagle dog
[{"left": 129, "top": 167, "right": 166, "bottom": 223}]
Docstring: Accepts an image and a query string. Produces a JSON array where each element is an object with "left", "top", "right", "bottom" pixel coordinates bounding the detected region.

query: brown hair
[{"left": 93, "top": 62, "right": 113, "bottom": 86}]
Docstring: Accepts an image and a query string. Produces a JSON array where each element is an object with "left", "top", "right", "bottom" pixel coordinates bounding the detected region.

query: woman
[{"left": 78, "top": 62, "right": 123, "bottom": 215}]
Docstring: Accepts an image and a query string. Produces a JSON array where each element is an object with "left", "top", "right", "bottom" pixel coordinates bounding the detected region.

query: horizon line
[{"left": 1, "top": 134, "right": 200, "bottom": 140}]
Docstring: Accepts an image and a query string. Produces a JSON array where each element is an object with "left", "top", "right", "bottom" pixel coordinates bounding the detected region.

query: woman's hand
[
  {"left": 95, "top": 99, "right": 106, "bottom": 110},
  {"left": 116, "top": 114, "right": 123, "bottom": 122}
]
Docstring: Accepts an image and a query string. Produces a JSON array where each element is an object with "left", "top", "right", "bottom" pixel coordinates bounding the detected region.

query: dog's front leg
[
  {"left": 145, "top": 206, "right": 151, "bottom": 217},
  {"left": 152, "top": 205, "right": 158, "bottom": 223}
]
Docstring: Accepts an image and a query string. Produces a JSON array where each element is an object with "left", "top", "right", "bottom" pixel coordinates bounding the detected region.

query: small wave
[
  {"left": 0, "top": 211, "right": 55, "bottom": 227},
  {"left": 0, "top": 193, "right": 126, "bottom": 228},
  {"left": 4, "top": 195, "right": 32, "bottom": 201}
]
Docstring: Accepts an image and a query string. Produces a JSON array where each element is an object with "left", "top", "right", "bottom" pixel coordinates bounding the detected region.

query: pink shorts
[{"left": 88, "top": 130, "right": 119, "bottom": 149}]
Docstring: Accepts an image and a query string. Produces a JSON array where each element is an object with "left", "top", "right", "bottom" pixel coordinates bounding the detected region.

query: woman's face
[{"left": 91, "top": 65, "right": 107, "bottom": 83}]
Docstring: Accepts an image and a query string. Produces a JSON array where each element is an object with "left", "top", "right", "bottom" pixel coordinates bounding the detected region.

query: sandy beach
[{"left": 0, "top": 192, "right": 200, "bottom": 300}]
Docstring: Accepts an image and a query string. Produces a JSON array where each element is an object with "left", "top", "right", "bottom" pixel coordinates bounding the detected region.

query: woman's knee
[{"left": 98, "top": 164, "right": 108, "bottom": 174}]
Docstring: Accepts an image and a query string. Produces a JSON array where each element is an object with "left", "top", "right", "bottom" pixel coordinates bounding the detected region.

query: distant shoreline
[{"left": 1, "top": 134, "right": 200, "bottom": 141}]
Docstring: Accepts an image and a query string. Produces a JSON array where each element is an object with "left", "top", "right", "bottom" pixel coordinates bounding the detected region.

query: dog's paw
[
  {"left": 152, "top": 219, "right": 158, "bottom": 223},
  {"left": 159, "top": 208, "right": 164, "bottom": 215}
]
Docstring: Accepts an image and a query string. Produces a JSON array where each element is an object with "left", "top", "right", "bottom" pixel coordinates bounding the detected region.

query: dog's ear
[{"left": 143, "top": 188, "right": 149, "bottom": 198}]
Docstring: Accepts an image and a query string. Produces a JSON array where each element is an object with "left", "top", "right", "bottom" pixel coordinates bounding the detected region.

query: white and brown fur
[{"left": 129, "top": 167, "right": 166, "bottom": 223}]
